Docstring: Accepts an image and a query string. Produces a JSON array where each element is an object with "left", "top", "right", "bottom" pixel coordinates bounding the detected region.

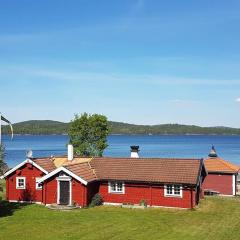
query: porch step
[{"left": 47, "top": 204, "right": 78, "bottom": 210}]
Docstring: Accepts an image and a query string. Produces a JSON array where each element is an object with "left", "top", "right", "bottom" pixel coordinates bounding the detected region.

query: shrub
[
  {"left": 139, "top": 199, "right": 147, "bottom": 207},
  {"left": 89, "top": 193, "right": 103, "bottom": 208}
]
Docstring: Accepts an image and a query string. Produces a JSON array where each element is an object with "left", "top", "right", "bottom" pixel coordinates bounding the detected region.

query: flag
[{"left": 1, "top": 114, "right": 13, "bottom": 140}]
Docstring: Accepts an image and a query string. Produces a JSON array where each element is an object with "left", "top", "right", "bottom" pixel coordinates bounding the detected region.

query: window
[
  {"left": 108, "top": 182, "right": 125, "bottom": 194},
  {"left": 16, "top": 177, "right": 26, "bottom": 189},
  {"left": 164, "top": 184, "right": 182, "bottom": 197},
  {"left": 237, "top": 174, "right": 240, "bottom": 183},
  {"left": 36, "top": 177, "right": 42, "bottom": 190}
]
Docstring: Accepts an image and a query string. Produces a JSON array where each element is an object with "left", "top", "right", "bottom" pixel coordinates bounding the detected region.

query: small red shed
[{"left": 202, "top": 146, "right": 240, "bottom": 196}]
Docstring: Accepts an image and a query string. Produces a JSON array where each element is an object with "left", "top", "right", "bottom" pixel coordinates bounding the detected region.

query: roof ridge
[
  {"left": 88, "top": 161, "right": 98, "bottom": 179},
  {"left": 64, "top": 161, "right": 89, "bottom": 167},
  {"left": 93, "top": 157, "right": 201, "bottom": 160}
]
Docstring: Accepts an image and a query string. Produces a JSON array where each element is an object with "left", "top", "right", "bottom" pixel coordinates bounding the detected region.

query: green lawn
[{"left": 0, "top": 196, "right": 240, "bottom": 240}]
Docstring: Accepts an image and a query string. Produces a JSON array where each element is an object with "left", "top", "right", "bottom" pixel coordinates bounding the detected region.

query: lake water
[{"left": 2, "top": 135, "right": 240, "bottom": 167}]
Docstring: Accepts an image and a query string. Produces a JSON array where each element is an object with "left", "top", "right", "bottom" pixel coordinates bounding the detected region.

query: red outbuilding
[
  {"left": 1, "top": 146, "right": 207, "bottom": 209},
  {"left": 202, "top": 146, "right": 240, "bottom": 196}
]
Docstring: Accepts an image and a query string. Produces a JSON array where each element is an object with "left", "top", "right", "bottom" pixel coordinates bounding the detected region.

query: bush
[
  {"left": 89, "top": 194, "right": 103, "bottom": 208},
  {"left": 139, "top": 199, "right": 147, "bottom": 207}
]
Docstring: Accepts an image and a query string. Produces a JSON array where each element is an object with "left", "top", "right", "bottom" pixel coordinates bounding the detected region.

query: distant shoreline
[
  {"left": 2, "top": 120, "right": 240, "bottom": 136},
  {"left": 3, "top": 133, "right": 240, "bottom": 136}
]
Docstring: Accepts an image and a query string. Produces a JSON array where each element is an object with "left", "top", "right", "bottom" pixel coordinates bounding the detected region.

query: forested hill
[{"left": 2, "top": 120, "right": 240, "bottom": 135}]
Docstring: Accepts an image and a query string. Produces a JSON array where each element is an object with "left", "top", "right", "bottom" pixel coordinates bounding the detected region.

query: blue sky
[{"left": 0, "top": 0, "right": 240, "bottom": 127}]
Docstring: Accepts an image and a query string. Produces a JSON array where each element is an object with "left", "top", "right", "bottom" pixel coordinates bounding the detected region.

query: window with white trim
[
  {"left": 164, "top": 184, "right": 182, "bottom": 197},
  {"left": 16, "top": 177, "right": 26, "bottom": 189},
  {"left": 237, "top": 174, "right": 240, "bottom": 183},
  {"left": 108, "top": 182, "right": 125, "bottom": 194},
  {"left": 35, "top": 177, "right": 42, "bottom": 190}
]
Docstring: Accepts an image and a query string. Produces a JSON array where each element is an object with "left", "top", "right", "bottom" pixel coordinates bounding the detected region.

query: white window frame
[
  {"left": 35, "top": 177, "right": 42, "bottom": 190},
  {"left": 164, "top": 184, "right": 183, "bottom": 198},
  {"left": 16, "top": 177, "right": 26, "bottom": 189},
  {"left": 108, "top": 181, "right": 125, "bottom": 194}
]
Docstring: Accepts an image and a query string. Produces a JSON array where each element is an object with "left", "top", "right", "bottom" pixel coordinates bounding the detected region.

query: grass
[{"left": 0, "top": 196, "right": 240, "bottom": 240}]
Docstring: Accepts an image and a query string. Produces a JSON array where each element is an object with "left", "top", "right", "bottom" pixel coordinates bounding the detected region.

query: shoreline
[{"left": 2, "top": 133, "right": 240, "bottom": 136}]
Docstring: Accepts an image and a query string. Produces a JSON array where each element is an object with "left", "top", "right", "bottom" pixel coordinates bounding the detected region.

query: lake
[{"left": 2, "top": 135, "right": 240, "bottom": 167}]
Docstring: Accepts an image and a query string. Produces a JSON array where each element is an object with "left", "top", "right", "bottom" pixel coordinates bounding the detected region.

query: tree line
[{"left": 2, "top": 120, "right": 240, "bottom": 135}]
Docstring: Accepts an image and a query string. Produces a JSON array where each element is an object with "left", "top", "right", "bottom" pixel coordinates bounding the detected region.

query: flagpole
[{"left": 0, "top": 112, "right": 2, "bottom": 145}]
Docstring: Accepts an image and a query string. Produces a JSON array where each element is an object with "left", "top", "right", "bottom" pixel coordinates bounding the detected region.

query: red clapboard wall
[
  {"left": 99, "top": 182, "right": 197, "bottom": 208},
  {"left": 202, "top": 173, "right": 234, "bottom": 195},
  {"left": 6, "top": 163, "right": 45, "bottom": 202}
]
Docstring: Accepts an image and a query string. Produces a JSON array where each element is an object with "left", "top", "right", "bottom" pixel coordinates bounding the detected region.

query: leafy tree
[
  {"left": 68, "top": 113, "right": 109, "bottom": 157},
  {"left": 0, "top": 144, "right": 8, "bottom": 175}
]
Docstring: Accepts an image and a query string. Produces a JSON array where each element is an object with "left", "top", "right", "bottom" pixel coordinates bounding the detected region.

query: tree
[
  {"left": 0, "top": 144, "right": 8, "bottom": 175},
  {"left": 68, "top": 113, "right": 109, "bottom": 157}
]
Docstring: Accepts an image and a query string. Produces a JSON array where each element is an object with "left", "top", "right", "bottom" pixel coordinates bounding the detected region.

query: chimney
[
  {"left": 68, "top": 144, "right": 74, "bottom": 161},
  {"left": 130, "top": 146, "right": 140, "bottom": 158},
  {"left": 208, "top": 145, "right": 218, "bottom": 158}
]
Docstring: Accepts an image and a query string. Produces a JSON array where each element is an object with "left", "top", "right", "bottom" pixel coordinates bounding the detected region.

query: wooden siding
[
  {"left": 202, "top": 173, "right": 234, "bottom": 195},
  {"left": 99, "top": 182, "right": 197, "bottom": 209},
  {"left": 6, "top": 163, "right": 45, "bottom": 202}
]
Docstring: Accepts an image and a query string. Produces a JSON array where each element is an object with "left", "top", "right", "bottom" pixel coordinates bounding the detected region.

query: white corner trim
[
  {"left": 37, "top": 166, "right": 88, "bottom": 186},
  {"left": 232, "top": 174, "right": 236, "bottom": 196},
  {"left": 0, "top": 159, "right": 48, "bottom": 179}
]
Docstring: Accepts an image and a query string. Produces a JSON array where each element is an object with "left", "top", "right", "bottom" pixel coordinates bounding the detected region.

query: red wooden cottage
[
  {"left": 1, "top": 146, "right": 207, "bottom": 209},
  {"left": 202, "top": 146, "right": 240, "bottom": 196}
]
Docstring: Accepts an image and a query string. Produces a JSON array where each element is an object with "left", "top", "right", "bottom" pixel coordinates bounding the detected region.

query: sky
[{"left": 0, "top": 0, "right": 240, "bottom": 127}]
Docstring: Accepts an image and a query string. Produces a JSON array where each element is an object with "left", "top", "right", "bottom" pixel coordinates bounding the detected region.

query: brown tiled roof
[
  {"left": 89, "top": 157, "right": 203, "bottom": 185},
  {"left": 205, "top": 157, "right": 239, "bottom": 173},
  {"left": 33, "top": 158, "right": 56, "bottom": 173},
  {"left": 65, "top": 162, "right": 97, "bottom": 183}
]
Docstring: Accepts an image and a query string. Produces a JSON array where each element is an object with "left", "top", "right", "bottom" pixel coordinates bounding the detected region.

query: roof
[
  {"left": 65, "top": 162, "right": 97, "bottom": 183},
  {"left": 32, "top": 158, "right": 56, "bottom": 172},
  {"left": 205, "top": 157, "right": 240, "bottom": 174},
  {"left": 89, "top": 157, "right": 203, "bottom": 185},
  {"left": 37, "top": 166, "right": 88, "bottom": 185},
  {"left": 37, "top": 157, "right": 204, "bottom": 186},
  {"left": 0, "top": 159, "right": 49, "bottom": 179}
]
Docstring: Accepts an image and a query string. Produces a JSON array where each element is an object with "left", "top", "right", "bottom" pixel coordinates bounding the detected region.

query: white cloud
[{"left": 236, "top": 97, "right": 240, "bottom": 102}]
